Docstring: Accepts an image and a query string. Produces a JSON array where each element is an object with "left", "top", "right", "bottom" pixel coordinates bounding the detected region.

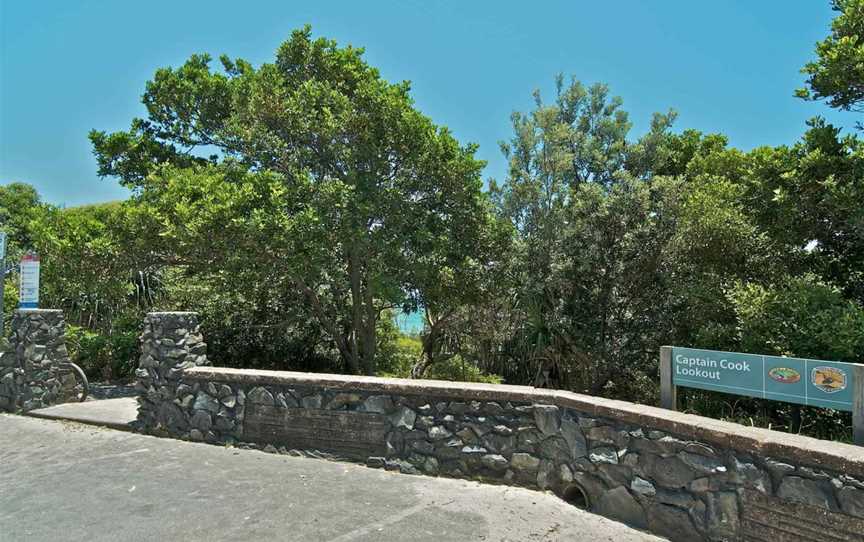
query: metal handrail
[{"left": 62, "top": 362, "right": 90, "bottom": 402}]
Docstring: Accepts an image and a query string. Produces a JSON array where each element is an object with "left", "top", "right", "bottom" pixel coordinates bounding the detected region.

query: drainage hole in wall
[{"left": 562, "top": 483, "right": 590, "bottom": 510}]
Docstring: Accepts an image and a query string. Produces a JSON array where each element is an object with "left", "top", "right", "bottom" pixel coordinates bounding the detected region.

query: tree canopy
[
  {"left": 798, "top": 0, "right": 864, "bottom": 113},
  {"left": 89, "top": 26, "right": 498, "bottom": 375}
]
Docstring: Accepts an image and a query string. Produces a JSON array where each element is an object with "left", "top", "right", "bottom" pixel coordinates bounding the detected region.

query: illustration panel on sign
[{"left": 763, "top": 356, "right": 806, "bottom": 405}]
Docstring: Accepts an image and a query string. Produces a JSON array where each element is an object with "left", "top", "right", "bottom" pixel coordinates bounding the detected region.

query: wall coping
[{"left": 185, "top": 366, "right": 864, "bottom": 478}]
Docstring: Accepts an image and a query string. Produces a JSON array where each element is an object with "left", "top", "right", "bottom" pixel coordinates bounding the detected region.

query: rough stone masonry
[
  {"left": 0, "top": 309, "right": 78, "bottom": 412},
  {"left": 134, "top": 312, "right": 212, "bottom": 434},
  {"left": 136, "top": 312, "right": 864, "bottom": 542}
]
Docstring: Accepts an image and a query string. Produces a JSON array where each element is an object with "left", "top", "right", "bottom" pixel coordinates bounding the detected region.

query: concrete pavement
[
  {"left": 26, "top": 397, "right": 137, "bottom": 431},
  {"left": 0, "top": 414, "right": 663, "bottom": 541}
]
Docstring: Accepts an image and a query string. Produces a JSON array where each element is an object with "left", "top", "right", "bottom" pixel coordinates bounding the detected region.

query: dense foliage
[
  {"left": 2, "top": 7, "right": 864, "bottom": 441},
  {"left": 798, "top": 0, "right": 864, "bottom": 114},
  {"left": 89, "top": 27, "right": 497, "bottom": 376}
]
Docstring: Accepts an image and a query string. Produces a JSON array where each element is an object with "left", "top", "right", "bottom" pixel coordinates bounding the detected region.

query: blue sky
[{"left": 0, "top": 1, "right": 857, "bottom": 207}]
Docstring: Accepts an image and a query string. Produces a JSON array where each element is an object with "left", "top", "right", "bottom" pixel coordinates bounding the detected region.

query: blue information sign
[{"left": 672, "top": 347, "right": 856, "bottom": 411}]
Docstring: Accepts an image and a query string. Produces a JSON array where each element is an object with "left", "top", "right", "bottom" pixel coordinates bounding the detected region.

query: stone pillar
[
  {"left": 0, "top": 337, "right": 18, "bottom": 411},
  {"left": 136, "top": 312, "right": 211, "bottom": 435},
  {"left": 3, "top": 309, "right": 76, "bottom": 411}
]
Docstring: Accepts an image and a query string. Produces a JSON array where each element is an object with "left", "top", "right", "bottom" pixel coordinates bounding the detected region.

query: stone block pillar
[
  {"left": 136, "top": 312, "right": 211, "bottom": 434},
  {"left": 0, "top": 309, "right": 76, "bottom": 411},
  {"left": 0, "top": 338, "right": 19, "bottom": 411}
]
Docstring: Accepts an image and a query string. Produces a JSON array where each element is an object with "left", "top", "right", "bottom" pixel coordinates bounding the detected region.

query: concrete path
[
  {"left": 26, "top": 396, "right": 138, "bottom": 431},
  {"left": 0, "top": 415, "right": 664, "bottom": 542}
]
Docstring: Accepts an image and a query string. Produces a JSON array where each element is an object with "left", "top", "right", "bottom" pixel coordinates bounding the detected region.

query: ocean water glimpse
[{"left": 395, "top": 311, "right": 424, "bottom": 334}]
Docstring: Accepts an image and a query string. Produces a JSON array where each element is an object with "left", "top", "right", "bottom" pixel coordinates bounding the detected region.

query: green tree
[
  {"left": 91, "top": 27, "right": 493, "bottom": 375},
  {"left": 798, "top": 0, "right": 864, "bottom": 114},
  {"left": 659, "top": 131, "right": 788, "bottom": 351},
  {"left": 0, "top": 183, "right": 50, "bottom": 333},
  {"left": 31, "top": 203, "right": 138, "bottom": 327},
  {"left": 485, "top": 77, "right": 683, "bottom": 396},
  {"left": 0, "top": 182, "right": 46, "bottom": 252},
  {"left": 737, "top": 120, "right": 864, "bottom": 303},
  {"left": 408, "top": 207, "right": 512, "bottom": 379},
  {"left": 729, "top": 274, "right": 864, "bottom": 362},
  {"left": 790, "top": 1, "right": 864, "bottom": 300}
]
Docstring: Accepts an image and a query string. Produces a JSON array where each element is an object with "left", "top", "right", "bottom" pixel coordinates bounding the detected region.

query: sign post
[
  {"left": 659, "top": 346, "right": 676, "bottom": 410},
  {"left": 660, "top": 345, "right": 864, "bottom": 445},
  {"left": 18, "top": 253, "right": 40, "bottom": 309},
  {"left": 0, "top": 232, "right": 6, "bottom": 336},
  {"left": 855, "top": 364, "right": 864, "bottom": 446}
]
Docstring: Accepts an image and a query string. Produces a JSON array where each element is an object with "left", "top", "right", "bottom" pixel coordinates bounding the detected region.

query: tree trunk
[
  {"left": 291, "top": 275, "right": 359, "bottom": 374},
  {"left": 360, "top": 276, "right": 377, "bottom": 375},
  {"left": 411, "top": 332, "right": 437, "bottom": 379},
  {"left": 348, "top": 247, "right": 363, "bottom": 374},
  {"left": 410, "top": 310, "right": 456, "bottom": 379}
]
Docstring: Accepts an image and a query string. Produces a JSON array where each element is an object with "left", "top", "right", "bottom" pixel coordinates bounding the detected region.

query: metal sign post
[
  {"left": 855, "top": 364, "right": 864, "bottom": 446},
  {"left": 661, "top": 345, "right": 864, "bottom": 445},
  {"left": 0, "top": 232, "right": 6, "bottom": 337},
  {"left": 659, "top": 346, "right": 676, "bottom": 410}
]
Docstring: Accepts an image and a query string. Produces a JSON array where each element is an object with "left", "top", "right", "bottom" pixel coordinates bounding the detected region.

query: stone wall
[
  {"left": 136, "top": 312, "right": 864, "bottom": 542},
  {"left": 0, "top": 335, "right": 16, "bottom": 411},
  {"left": 0, "top": 309, "right": 77, "bottom": 412},
  {"left": 135, "top": 312, "right": 212, "bottom": 435}
]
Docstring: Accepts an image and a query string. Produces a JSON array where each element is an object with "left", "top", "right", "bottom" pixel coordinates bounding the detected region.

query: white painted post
[{"left": 660, "top": 346, "right": 677, "bottom": 410}]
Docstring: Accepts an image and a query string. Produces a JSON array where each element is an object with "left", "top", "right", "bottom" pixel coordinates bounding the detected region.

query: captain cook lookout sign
[
  {"left": 671, "top": 346, "right": 854, "bottom": 411},
  {"left": 660, "top": 345, "right": 864, "bottom": 445}
]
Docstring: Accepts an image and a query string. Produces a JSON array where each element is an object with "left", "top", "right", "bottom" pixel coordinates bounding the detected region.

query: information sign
[
  {"left": 660, "top": 345, "right": 864, "bottom": 445},
  {"left": 19, "top": 253, "right": 40, "bottom": 309},
  {"left": 672, "top": 346, "right": 855, "bottom": 411}
]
